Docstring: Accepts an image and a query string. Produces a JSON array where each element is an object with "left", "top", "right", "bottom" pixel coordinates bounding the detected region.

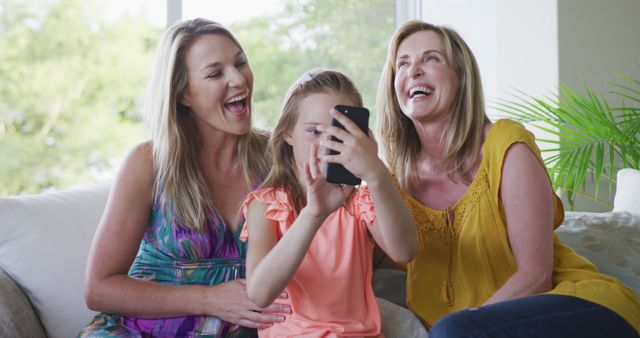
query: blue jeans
[{"left": 429, "top": 294, "right": 638, "bottom": 338}]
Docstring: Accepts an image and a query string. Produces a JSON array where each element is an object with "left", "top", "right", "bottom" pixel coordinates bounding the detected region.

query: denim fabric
[{"left": 429, "top": 294, "right": 638, "bottom": 338}]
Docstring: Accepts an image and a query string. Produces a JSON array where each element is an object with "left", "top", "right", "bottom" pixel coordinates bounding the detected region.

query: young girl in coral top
[{"left": 240, "top": 69, "right": 417, "bottom": 337}]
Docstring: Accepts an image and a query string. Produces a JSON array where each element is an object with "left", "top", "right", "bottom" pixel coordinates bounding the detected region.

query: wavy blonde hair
[
  {"left": 261, "top": 69, "right": 363, "bottom": 212},
  {"left": 377, "top": 20, "right": 489, "bottom": 190},
  {"left": 144, "top": 18, "right": 270, "bottom": 231}
]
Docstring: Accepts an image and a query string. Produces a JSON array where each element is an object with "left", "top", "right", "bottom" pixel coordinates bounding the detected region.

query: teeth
[
  {"left": 226, "top": 93, "right": 248, "bottom": 103},
  {"left": 409, "top": 86, "right": 433, "bottom": 98}
]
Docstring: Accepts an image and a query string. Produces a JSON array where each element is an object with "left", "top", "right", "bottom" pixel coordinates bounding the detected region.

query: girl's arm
[
  {"left": 483, "top": 142, "right": 554, "bottom": 305},
  {"left": 245, "top": 200, "right": 325, "bottom": 307},
  {"left": 84, "top": 142, "right": 287, "bottom": 328},
  {"left": 363, "top": 167, "right": 417, "bottom": 264},
  {"left": 318, "top": 109, "right": 417, "bottom": 263},
  {"left": 246, "top": 145, "right": 354, "bottom": 307}
]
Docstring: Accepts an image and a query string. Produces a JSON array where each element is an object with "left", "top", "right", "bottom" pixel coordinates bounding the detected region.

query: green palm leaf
[{"left": 494, "top": 74, "right": 640, "bottom": 208}]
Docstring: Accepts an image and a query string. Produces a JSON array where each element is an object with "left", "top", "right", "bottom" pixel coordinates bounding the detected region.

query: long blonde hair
[
  {"left": 144, "top": 18, "right": 270, "bottom": 230},
  {"left": 377, "top": 20, "right": 489, "bottom": 190},
  {"left": 262, "top": 69, "right": 363, "bottom": 212}
]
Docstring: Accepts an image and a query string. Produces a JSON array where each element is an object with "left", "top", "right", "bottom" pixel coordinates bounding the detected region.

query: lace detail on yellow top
[
  {"left": 402, "top": 167, "right": 490, "bottom": 306},
  {"left": 402, "top": 167, "right": 489, "bottom": 244}
]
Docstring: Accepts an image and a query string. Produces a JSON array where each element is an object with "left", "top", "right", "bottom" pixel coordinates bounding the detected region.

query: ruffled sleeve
[
  {"left": 240, "top": 187, "right": 294, "bottom": 242},
  {"left": 354, "top": 186, "right": 376, "bottom": 227}
]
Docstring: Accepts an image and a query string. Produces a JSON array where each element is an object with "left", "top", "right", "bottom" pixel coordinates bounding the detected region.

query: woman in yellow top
[{"left": 377, "top": 20, "right": 640, "bottom": 337}]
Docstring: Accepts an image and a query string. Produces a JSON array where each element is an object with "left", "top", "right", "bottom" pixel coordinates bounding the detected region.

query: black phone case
[{"left": 325, "top": 105, "right": 370, "bottom": 185}]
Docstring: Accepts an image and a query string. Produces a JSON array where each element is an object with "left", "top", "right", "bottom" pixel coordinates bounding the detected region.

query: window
[
  {"left": 0, "top": 0, "right": 164, "bottom": 194},
  {"left": 0, "top": 0, "right": 396, "bottom": 194}
]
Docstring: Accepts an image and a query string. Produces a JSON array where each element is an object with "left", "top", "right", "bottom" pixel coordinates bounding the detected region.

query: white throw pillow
[
  {"left": 613, "top": 168, "right": 640, "bottom": 216},
  {"left": 556, "top": 211, "right": 640, "bottom": 295},
  {"left": 0, "top": 184, "right": 109, "bottom": 338}
]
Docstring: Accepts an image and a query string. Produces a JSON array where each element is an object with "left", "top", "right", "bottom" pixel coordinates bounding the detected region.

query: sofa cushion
[
  {"left": 0, "top": 183, "right": 109, "bottom": 338},
  {"left": 556, "top": 211, "right": 640, "bottom": 295},
  {"left": 0, "top": 266, "right": 46, "bottom": 338},
  {"left": 374, "top": 268, "right": 408, "bottom": 308},
  {"left": 613, "top": 168, "right": 640, "bottom": 216},
  {"left": 378, "top": 297, "right": 429, "bottom": 338}
]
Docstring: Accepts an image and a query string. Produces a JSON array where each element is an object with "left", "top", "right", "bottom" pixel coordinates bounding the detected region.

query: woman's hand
[
  {"left": 303, "top": 143, "right": 354, "bottom": 219},
  {"left": 209, "top": 279, "right": 290, "bottom": 329},
  {"left": 317, "top": 108, "right": 387, "bottom": 184}
]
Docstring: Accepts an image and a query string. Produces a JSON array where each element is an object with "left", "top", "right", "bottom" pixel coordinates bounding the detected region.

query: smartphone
[{"left": 325, "top": 105, "right": 370, "bottom": 185}]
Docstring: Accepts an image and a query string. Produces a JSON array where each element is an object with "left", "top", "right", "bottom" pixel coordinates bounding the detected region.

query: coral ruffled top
[{"left": 241, "top": 187, "right": 382, "bottom": 338}]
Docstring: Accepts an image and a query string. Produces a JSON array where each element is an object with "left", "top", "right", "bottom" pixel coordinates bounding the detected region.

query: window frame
[{"left": 165, "top": 0, "right": 418, "bottom": 28}]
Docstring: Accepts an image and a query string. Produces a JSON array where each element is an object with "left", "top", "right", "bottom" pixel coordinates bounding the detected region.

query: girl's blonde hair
[
  {"left": 262, "top": 69, "right": 363, "bottom": 212},
  {"left": 376, "top": 20, "right": 489, "bottom": 190},
  {"left": 144, "top": 18, "right": 270, "bottom": 231}
]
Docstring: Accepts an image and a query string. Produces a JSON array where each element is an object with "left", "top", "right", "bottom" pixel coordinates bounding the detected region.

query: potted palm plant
[{"left": 495, "top": 71, "right": 640, "bottom": 209}]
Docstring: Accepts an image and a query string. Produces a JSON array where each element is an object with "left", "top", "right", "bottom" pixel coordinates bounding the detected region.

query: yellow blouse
[{"left": 402, "top": 119, "right": 640, "bottom": 332}]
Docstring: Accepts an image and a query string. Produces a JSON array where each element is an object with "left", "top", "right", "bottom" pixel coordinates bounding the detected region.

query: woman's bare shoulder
[
  {"left": 122, "top": 141, "right": 154, "bottom": 173},
  {"left": 113, "top": 141, "right": 155, "bottom": 195}
]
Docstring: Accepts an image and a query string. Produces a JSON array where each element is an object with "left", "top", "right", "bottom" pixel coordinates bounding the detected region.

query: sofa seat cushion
[
  {"left": 378, "top": 297, "right": 428, "bottom": 337},
  {"left": 0, "top": 183, "right": 109, "bottom": 338}
]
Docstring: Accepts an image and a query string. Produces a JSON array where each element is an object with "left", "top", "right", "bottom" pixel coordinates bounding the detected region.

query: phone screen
[{"left": 325, "top": 105, "right": 370, "bottom": 185}]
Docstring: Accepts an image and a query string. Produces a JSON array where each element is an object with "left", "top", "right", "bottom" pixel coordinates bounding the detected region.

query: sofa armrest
[
  {"left": 0, "top": 266, "right": 46, "bottom": 338},
  {"left": 556, "top": 211, "right": 640, "bottom": 295}
]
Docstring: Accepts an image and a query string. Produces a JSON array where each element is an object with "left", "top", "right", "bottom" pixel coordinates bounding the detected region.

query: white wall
[
  {"left": 495, "top": 0, "right": 558, "bottom": 100},
  {"left": 558, "top": 0, "right": 640, "bottom": 92}
]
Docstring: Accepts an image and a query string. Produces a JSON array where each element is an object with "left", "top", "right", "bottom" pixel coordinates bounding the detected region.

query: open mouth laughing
[
  {"left": 409, "top": 86, "right": 434, "bottom": 99},
  {"left": 224, "top": 92, "right": 249, "bottom": 114}
]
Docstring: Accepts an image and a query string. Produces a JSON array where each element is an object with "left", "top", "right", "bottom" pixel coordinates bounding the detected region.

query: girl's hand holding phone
[
  {"left": 318, "top": 108, "right": 387, "bottom": 185},
  {"left": 303, "top": 144, "right": 354, "bottom": 219}
]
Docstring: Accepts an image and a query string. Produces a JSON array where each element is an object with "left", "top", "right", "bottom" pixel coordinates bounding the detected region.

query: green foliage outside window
[
  {"left": 233, "top": 0, "right": 395, "bottom": 128},
  {"left": 0, "top": 0, "right": 395, "bottom": 195},
  {"left": 0, "top": 0, "right": 157, "bottom": 194}
]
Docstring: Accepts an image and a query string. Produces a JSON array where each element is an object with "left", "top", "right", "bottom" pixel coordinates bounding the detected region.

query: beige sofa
[{"left": 1, "top": 169, "right": 639, "bottom": 338}]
